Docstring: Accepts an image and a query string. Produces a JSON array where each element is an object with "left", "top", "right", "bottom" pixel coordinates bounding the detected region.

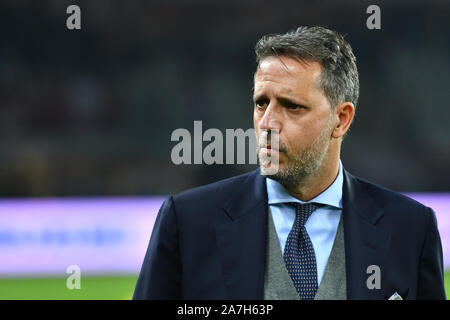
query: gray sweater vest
[{"left": 263, "top": 208, "right": 347, "bottom": 300}]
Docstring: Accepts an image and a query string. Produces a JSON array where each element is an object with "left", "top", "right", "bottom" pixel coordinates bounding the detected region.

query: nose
[{"left": 259, "top": 103, "right": 281, "bottom": 132}]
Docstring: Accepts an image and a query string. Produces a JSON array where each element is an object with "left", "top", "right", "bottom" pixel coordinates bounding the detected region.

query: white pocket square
[{"left": 388, "top": 292, "right": 403, "bottom": 300}]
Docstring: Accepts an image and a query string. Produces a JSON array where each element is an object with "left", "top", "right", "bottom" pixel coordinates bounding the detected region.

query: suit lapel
[
  {"left": 215, "top": 169, "right": 268, "bottom": 299},
  {"left": 215, "top": 168, "right": 392, "bottom": 300},
  {"left": 343, "top": 170, "right": 391, "bottom": 299}
]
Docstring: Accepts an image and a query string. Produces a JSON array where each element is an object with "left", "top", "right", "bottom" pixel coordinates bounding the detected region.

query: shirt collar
[{"left": 266, "top": 160, "right": 343, "bottom": 209}]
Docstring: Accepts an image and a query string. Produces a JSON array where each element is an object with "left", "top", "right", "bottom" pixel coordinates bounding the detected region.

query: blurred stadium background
[{"left": 0, "top": 0, "right": 449, "bottom": 299}]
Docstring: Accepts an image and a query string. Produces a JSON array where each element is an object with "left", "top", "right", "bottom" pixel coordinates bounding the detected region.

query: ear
[{"left": 332, "top": 102, "right": 355, "bottom": 139}]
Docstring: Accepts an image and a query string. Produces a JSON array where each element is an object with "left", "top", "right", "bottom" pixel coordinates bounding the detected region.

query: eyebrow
[
  {"left": 252, "top": 93, "right": 266, "bottom": 102},
  {"left": 278, "top": 97, "right": 308, "bottom": 108}
]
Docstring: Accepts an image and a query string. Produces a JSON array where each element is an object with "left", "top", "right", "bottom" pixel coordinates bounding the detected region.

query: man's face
[{"left": 253, "top": 56, "right": 335, "bottom": 189}]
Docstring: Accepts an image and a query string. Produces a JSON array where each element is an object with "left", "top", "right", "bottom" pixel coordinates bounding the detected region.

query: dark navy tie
[{"left": 283, "top": 202, "right": 319, "bottom": 300}]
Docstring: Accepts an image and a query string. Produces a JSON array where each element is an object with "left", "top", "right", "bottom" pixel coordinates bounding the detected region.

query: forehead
[{"left": 254, "top": 56, "right": 322, "bottom": 97}]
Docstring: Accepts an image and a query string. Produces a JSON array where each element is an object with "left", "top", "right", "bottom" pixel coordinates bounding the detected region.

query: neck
[{"left": 285, "top": 146, "right": 340, "bottom": 202}]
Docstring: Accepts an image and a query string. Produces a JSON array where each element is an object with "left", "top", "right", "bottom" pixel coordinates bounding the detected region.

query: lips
[{"left": 260, "top": 145, "right": 279, "bottom": 152}]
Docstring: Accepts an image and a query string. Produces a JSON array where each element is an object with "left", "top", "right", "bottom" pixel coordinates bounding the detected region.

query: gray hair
[{"left": 255, "top": 26, "right": 359, "bottom": 109}]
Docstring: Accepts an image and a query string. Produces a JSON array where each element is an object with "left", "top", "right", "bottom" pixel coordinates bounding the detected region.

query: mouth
[
  {"left": 259, "top": 145, "right": 280, "bottom": 152},
  {"left": 259, "top": 144, "right": 279, "bottom": 151}
]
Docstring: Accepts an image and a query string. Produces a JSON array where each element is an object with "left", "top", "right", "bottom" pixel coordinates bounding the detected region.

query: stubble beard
[{"left": 258, "top": 118, "right": 333, "bottom": 191}]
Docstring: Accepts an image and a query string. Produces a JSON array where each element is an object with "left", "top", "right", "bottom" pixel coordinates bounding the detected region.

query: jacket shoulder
[
  {"left": 351, "top": 173, "right": 432, "bottom": 225},
  {"left": 355, "top": 175, "right": 428, "bottom": 210},
  {"left": 172, "top": 169, "right": 259, "bottom": 207}
]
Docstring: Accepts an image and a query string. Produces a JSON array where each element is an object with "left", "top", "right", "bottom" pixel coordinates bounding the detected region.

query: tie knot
[{"left": 290, "top": 202, "right": 320, "bottom": 226}]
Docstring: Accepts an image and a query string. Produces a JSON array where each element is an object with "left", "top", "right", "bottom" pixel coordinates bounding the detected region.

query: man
[{"left": 133, "top": 26, "right": 446, "bottom": 300}]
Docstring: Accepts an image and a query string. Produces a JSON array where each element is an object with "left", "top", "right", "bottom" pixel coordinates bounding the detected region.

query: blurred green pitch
[{"left": 0, "top": 272, "right": 449, "bottom": 299}]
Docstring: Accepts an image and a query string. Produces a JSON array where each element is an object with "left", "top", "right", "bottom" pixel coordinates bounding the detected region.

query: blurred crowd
[{"left": 0, "top": 0, "right": 449, "bottom": 197}]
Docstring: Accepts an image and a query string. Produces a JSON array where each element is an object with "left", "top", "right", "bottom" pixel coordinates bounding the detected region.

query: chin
[{"left": 260, "top": 163, "right": 284, "bottom": 177}]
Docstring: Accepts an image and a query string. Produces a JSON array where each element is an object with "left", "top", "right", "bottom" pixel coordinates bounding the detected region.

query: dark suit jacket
[{"left": 133, "top": 169, "right": 446, "bottom": 300}]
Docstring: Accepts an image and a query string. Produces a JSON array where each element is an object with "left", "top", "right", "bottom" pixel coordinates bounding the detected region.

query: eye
[
  {"left": 287, "top": 102, "right": 305, "bottom": 110},
  {"left": 255, "top": 99, "right": 268, "bottom": 110}
]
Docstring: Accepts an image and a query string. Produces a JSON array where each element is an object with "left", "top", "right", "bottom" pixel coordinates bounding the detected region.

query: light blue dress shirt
[{"left": 266, "top": 160, "right": 343, "bottom": 285}]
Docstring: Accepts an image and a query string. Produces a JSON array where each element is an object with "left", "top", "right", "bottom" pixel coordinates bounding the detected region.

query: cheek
[
  {"left": 253, "top": 111, "right": 260, "bottom": 130},
  {"left": 253, "top": 111, "right": 270, "bottom": 142},
  {"left": 253, "top": 118, "right": 260, "bottom": 136},
  {"left": 281, "top": 123, "right": 316, "bottom": 152}
]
